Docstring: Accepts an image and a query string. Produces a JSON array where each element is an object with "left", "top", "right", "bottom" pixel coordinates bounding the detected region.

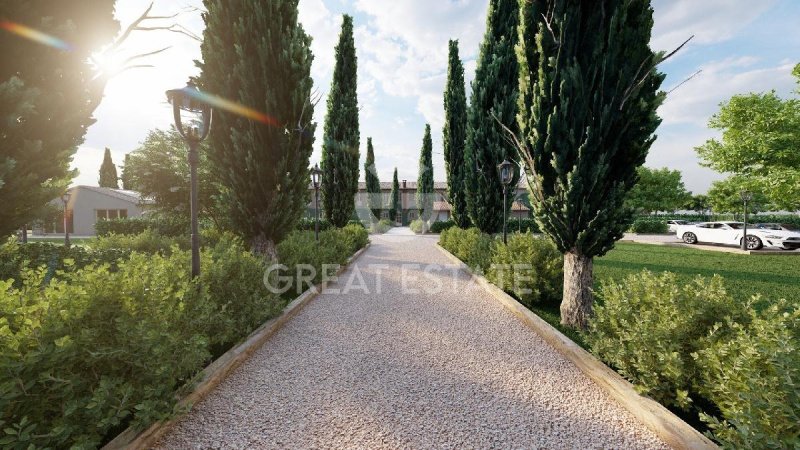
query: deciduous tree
[{"left": 626, "top": 167, "right": 690, "bottom": 214}]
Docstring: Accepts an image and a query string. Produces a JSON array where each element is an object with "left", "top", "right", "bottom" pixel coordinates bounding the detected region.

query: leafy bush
[
  {"left": 439, "top": 227, "right": 494, "bottom": 271},
  {"left": 694, "top": 300, "right": 799, "bottom": 448},
  {"left": 430, "top": 220, "right": 455, "bottom": 233},
  {"left": 409, "top": 219, "right": 424, "bottom": 234},
  {"left": 295, "top": 217, "right": 332, "bottom": 232},
  {"left": 505, "top": 218, "right": 540, "bottom": 233},
  {"left": 587, "top": 271, "right": 748, "bottom": 409},
  {"left": 370, "top": 219, "right": 392, "bottom": 234},
  {"left": 94, "top": 215, "right": 189, "bottom": 237},
  {"left": 90, "top": 229, "right": 190, "bottom": 255},
  {"left": 341, "top": 223, "right": 369, "bottom": 254},
  {"left": 628, "top": 218, "right": 669, "bottom": 234},
  {"left": 347, "top": 219, "right": 366, "bottom": 228},
  {"left": 0, "top": 239, "right": 282, "bottom": 449},
  {"left": 486, "top": 234, "right": 563, "bottom": 307}
]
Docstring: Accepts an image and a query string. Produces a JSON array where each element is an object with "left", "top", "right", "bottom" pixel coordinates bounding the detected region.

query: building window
[
  {"left": 381, "top": 210, "right": 389, "bottom": 219},
  {"left": 96, "top": 209, "right": 128, "bottom": 221}
]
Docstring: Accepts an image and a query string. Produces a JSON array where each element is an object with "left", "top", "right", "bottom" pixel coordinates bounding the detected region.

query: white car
[
  {"left": 675, "top": 221, "right": 800, "bottom": 251},
  {"left": 666, "top": 220, "right": 690, "bottom": 233}
]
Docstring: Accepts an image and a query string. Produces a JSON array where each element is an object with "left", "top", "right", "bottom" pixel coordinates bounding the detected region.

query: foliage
[
  {"left": 625, "top": 167, "right": 690, "bottom": 213},
  {"left": 0, "top": 240, "right": 282, "bottom": 449},
  {"left": 516, "top": 0, "right": 664, "bottom": 327},
  {"left": 505, "top": 218, "right": 540, "bottom": 233},
  {"left": 443, "top": 40, "right": 470, "bottom": 228},
  {"left": 123, "top": 127, "right": 220, "bottom": 221},
  {"left": 587, "top": 271, "right": 749, "bottom": 409},
  {"left": 409, "top": 219, "right": 424, "bottom": 234},
  {"left": 683, "top": 194, "right": 710, "bottom": 214},
  {"left": 94, "top": 215, "right": 189, "bottom": 237},
  {"left": 199, "top": 0, "right": 315, "bottom": 256},
  {"left": 464, "top": 0, "right": 520, "bottom": 234},
  {"left": 439, "top": 227, "right": 494, "bottom": 271},
  {"left": 706, "top": 175, "right": 770, "bottom": 215},
  {"left": 364, "top": 137, "right": 382, "bottom": 221},
  {"left": 696, "top": 67, "right": 800, "bottom": 210},
  {"left": 120, "top": 154, "right": 132, "bottom": 190},
  {"left": 430, "top": 220, "right": 456, "bottom": 234},
  {"left": 0, "top": 1, "right": 119, "bottom": 238},
  {"left": 321, "top": 15, "right": 360, "bottom": 228},
  {"left": 416, "top": 124, "right": 434, "bottom": 226},
  {"left": 390, "top": 169, "right": 400, "bottom": 222},
  {"left": 694, "top": 301, "right": 799, "bottom": 448},
  {"left": 91, "top": 229, "right": 190, "bottom": 255},
  {"left": 98, "top": 147, "right": 119, "bottom": 188},
  {"left": 486, "top": 233, "right": 563, "bottom": 307},
  {"left": 296, "top": 217, "right": 333, "bottom": 232},
  {"left": 370, "top": 219, "right": 392, "bottom": 234},
  {"left": 628, "top": 218, "right": 669, "bottom": 234}
]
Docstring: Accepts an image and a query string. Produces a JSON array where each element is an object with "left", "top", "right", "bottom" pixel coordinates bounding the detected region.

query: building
[
  {"left": 36, "top": 186, "right": 151, "bottom": 236},
  {"left": 309, "top": 179, "right": 530, "bottom": 225}
]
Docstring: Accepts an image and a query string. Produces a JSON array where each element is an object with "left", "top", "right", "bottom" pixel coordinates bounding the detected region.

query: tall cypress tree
[
  {"left": 464, "top": 0, "right": 520, "bottom": 234},
  {"left": 517, "top": 0, "right": 665, "bottom": 328},
  {"left": 98, "top": 147, "right": 119, "bottom": 188},
  {"left": 443, "top": 40, "right": 469, "bottom": 228},
  {"left": 0, "top": 1, "right": 119, "bottom": 237},
  {"left": 364, "top": 137, "right": 381, "bottom": 221},
  {"left": 390, "top": 168, "right": 400, "bottom": 223},
  {"left": 120, "top": 154, "right": 133, "bottom": 190},
  {"left": 199, "top": 0, "right": 315, "bottom": 257},
  {"left": 417, "top": 124, "right": 434, "bottom": 232},
  {"left": 321, "top": 15, "right": 360, "bottom": 227}
]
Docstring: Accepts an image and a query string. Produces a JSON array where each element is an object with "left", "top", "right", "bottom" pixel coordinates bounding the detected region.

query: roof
[
  {"left": 72, "top": 185, "right": 154, "bottom": 205},
  {"left": 432, "top": 200, "right": 529, "bottom": 212}
]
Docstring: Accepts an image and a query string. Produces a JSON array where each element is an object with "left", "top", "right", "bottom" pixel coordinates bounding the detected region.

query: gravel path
[{"left": 154, "top": 234, "right": 669, "bottom": 449}]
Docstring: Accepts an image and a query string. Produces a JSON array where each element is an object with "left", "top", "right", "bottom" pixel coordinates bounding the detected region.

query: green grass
[{"left": 595, "top": 242, "right": 800, "bottom": 306}]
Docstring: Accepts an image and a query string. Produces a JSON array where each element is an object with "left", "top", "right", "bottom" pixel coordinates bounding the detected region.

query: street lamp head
[
  {"left": 61, "top": 191, "right": 71, "bottom": 204},
  {"left": 310, "top": 163, "right": 322, "bottom": 188},
  {"left": 166, "top": 81, "right": 212, "bottom": 143},
  {"left": 497, "top": 159, "right": 515, "bottom": 187},
  {"left": 740, "top": 190, "right": 753, "bottom": 202}
]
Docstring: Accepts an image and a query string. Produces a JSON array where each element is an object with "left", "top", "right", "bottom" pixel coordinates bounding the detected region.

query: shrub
[
  {"left": 486, "top": 233, "right": 563, "bottom": 307},
  {"left": 409, "top": 219, "right": 424, "bottom": 234},
  {"left": 347, "top": 219, "right": 366, "bottom": 228},
  {"left": 295, "top": 217, "right": 332, "bottom": 232},
  {"left": 505, "top": 218, "right": 540, "bottom": 233},
  {"left": 430, "top": 220, "right": 456, "bottom": 233},
  {"left": 90, "top": 229, "right": 190, "bottom": 255},
  {"left": 94, "top": 215, "right": 189, "bottom": 237},
  {"left": 341, "top": 223, "right": 369, "bottom": 254},
  {"left": 370, "top": 219, "right": 392, "bottom": 234},
  {"left": 439, "top": 227, "right": 494, "bottom": 271},
  {"left": 587, "top": 271, "right": 748, "bottom": 409},
  {"left": 628, "top": 218, "right": 669, "bottom": 234},
  {"left": 694, "top": 300, "right": 799, "bottom": 448}
]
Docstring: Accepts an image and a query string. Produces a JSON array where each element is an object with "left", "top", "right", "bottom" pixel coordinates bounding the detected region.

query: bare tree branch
[
  {"left": 666, "top": 69, "right": 702, "bottom": 95},
  {"left": 620, "top": 35, "right": 694, "bottom": 109}
]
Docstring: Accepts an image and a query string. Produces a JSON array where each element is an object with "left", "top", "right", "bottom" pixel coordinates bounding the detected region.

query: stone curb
[
  {"left": 102, "top": 243, "right": 371, "bottom": 450},
  {"left": 434, "top": 243, "right": 718, "bottom": 450}
]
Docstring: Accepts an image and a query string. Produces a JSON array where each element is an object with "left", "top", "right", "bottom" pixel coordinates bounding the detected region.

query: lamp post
[
  {"left": 61, "top": 191, "right": 71, "bottom": 247},
  {"left": 497, "top": 159, "right": 515, "bottom": 244},
  {"left": 740, "top": 190, "right": 753, "bottom": 251},
  {"left": 166, "top": 81, "right": 212, "bottom": 278},
  {"left": 311, "top": 164, "right": 322, "bottom": 242}
]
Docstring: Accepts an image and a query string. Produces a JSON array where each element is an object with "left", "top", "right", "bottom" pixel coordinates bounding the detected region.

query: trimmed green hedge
[
  {"left": 296, "top": 217, "right": 333, "bottom": 232},
  {"left": 94, "top": 215, "right": 189, "bottom": 237},
  {"left": 628, "top": 218, "right": 669, "bottom": 234}
]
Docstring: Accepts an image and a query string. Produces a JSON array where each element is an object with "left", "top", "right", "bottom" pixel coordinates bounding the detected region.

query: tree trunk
[
  {"left": 561, "top": 250, "right": 593, "bottom": 329},
  {"left": 251, "top": 234, "right": 278, "bottom": 261}
]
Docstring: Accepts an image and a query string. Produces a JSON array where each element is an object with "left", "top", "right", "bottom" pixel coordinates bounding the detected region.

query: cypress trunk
[{"left": 561, "top": 250, "right": 593, "bottom": 329}]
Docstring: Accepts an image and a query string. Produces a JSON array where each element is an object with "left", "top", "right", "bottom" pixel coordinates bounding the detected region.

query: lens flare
[
  {"left": 185, "top": 89, "right": 280, "bottom": 127},
  {"left": 0, "top": 20, "right": 73, "bottom": 51}
]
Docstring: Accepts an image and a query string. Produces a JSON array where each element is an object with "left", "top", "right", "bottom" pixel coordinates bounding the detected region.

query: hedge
[
  {"left": 486, "top": 233, "right": 562, "bottom": 307},
  {"left": 628, "top": 218, "right": 669, "bottom": 234},
  {"left": 94, "top": 215, "right": 189, "bottom": 237}
]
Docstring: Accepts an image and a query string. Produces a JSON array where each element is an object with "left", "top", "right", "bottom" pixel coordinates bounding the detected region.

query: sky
[{"left": 72, "top": 0, "right": 800, "bottom": 194}]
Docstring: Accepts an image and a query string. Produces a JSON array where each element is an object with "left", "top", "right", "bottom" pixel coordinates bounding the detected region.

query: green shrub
[
  {"left": 694, "top": 300, "right": 799, "bottom": 448},
  {"left": 409, "top": 219, "right": 424, "bottom": 234},
  {"left": 94, "top": 215, "right": 189, "bottom": 237},
  {"left": 90, "top": 229, "right": 190, "bottom": 255},
  {"left": 486, "top": 233, "right": 563, "bottom": 307},
  {"left": 505, "top": 218, "right": 540, "bottom": 233},
  {"left": 439, "top": 227, "right": 494, "bottom": 271},
  {"left": 430, "top": 220, "right": 456, "bottom": 233},
  {"left": 296, "top": 217, "right": 332, "bottom": 232},
  {"left": 370, "top": 219, "right": 392, "bottom": 234},
  {"left": 347, "top": 219, "right": 367, "bottom": 228},
  {"left": 587, "top": 271, "right": 748, "bottom": 409},
  {"left": 341, "top": 223, "right": 369, "bottom": 254},
  {"left": 628, "top": 218, "right": 669, "bottom": 234}
]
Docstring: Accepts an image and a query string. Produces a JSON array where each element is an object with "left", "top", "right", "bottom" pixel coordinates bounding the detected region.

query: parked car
[
  {"left": 666, "top": 219, "right": 690, "bottom": 233},
  {"left": 675, "top": 221, "right": 800, "bottom": 250}
]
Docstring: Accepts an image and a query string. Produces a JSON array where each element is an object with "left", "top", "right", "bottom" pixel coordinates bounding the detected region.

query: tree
[
  {"left": 390, "top": 168, "right": 400, "bottom": 223},
  {"left": 707, "top": 176, "right": 769, "bottom": 218},
  {"left": 98, "top": 147, "right": 119, "bottom": 188},
  {"left": 120, "top": 154, "right": 133, "bottom": 190},
  {"left": 516, "top": 0, "right": 665, "bottom": 328},
  {"left": 0, "top": 1, "right": 119, "bottom": 237},
  {"left": 464, "top": 0, "right": 520, "bottom": 234},
  {"left": 417, "top": 124, "right": 434, "bottom": 232},
  {"left": 696, "top": 64, "right": 800, "bottom": 211},
  {"left": 625, "top": 167, "right": 690, "bottom": 214},
  {"left": 684, "top": 194, "right": 710, "bottom": 215},
  {"left": 321, "top": 15, "right": 360, "bottom": 228},
  {"left": 124, "top": 127, "right": 220, "bottom": 221},
  {"left": 443, "top": 40, "right": 470, "bottom": 228},
  {"left": 364, "top": 137, "right": 381, "bottom": 221},
  {"left": 199, "top": 0, "right": 315, "bottom": 257}
]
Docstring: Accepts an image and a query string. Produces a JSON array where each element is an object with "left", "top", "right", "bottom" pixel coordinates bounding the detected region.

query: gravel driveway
[{"left": 154, "top": 234, "right": 668, "bottom": 449}]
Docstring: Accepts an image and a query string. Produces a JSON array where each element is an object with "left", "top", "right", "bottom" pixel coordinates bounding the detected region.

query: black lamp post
[
  {"left": 497, "top": 159, "right": 515, "bottom": 244},
  {"left": 166, "top": 81, "right": 212, "bottom": 278},
  {"left": 740, "top": 190, "right": 753, "bottom": 251},
  {"left": 311, "top": 164, "right": 322, "bottom": 242},
  {"left": 61, "top": 191, "right": 71, "bottom": 247}
]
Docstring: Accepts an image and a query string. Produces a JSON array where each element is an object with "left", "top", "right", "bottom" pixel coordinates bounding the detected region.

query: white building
[{"left": 36, "top": 186, "right": 151, "bottom": 236}]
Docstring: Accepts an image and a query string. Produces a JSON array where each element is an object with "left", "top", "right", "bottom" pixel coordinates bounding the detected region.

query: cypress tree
[
  {"left": 321, "top": 15, "right": 360, "bottom": 228},
  {"left": 390, "top": 168, "right": 400, "bottom": 223},
  {"left": 364, "top": 137, "right": 381, "bottom": 222},
  {"left": 517, "top": 0, "right": 665, "bottom": 328},
  {"left": 416, "top": 124, "right": 434, "bottom": 232},
  {"left": 443, "top": 40, "right": 470, "bottom": 228},
  {"left": 464, "top": 0, "right": 520, "bottom": 234},
  {"left": 120, "top": 154, "right": 133, "bottom": 190},
  {"left": 199, "top": 0, "right": 315, "bottom": 257},
  {"left": 98, "top": 147, "right": 119, "bottom": 188},
  {"left": 0, "top": 1, "right": 118, "bottom": 237}
]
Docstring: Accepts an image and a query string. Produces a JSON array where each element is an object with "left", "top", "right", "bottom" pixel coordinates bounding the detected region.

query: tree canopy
[
  {"left": 364, "top": 137, "right": 381, "bottom": 221},
  {"left": 417, "top": 124, "right": 434, "bottom": 228},
  {"left": 98, "top": 148, "right": 119, "bottom": 188},
  {"left": 626, "top": 167, "right": 691, "bottom": 214},
  {"left": 443, "top": 40, "right": 470, "bottom": 228}
]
